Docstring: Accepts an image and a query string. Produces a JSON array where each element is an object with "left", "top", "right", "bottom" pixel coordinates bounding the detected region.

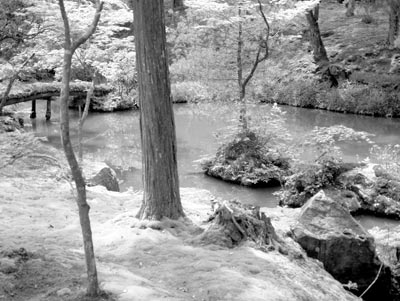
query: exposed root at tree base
[{"left": 197, "top": 199, "right": 288, "bottom": 254}]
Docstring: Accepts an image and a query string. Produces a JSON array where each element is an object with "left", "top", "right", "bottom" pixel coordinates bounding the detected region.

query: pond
[{"left": 18, "top": 101, "right": 400, "bottom": 228}]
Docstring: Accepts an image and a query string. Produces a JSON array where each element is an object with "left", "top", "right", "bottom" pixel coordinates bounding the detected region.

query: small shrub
[
  {"left": 291, "top": 80, "right": 319, "bottom": 108},
  {"left": 277, "top": 160, "right": 343, "bottom": 207},
  {"left": 370, "top": 144, "right": 400, "bottom": 177},
  {"left": 171, "top": 81, "right": 212, "bottom": 102},
  {"left": 202, "top": 129, "right": 291, "bottom": 186},
  {"left": 302, "top": 124, "right": 374, "bottom": 163}
]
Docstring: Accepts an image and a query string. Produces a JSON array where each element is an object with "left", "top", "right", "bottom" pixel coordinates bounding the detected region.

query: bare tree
[
  {"left": 237, "top": 0, "right": 270, "bottom": 131},
  {"left": 133, "top": 0, "right": 184, "bottom": 220},
  {"left": 57, "top": 0, "right": 103, "bottom": 296}
]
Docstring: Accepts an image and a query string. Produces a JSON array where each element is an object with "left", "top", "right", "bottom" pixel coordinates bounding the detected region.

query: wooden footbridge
[{"left": 3, "top": 82, "right": 113, "bottom": 120}]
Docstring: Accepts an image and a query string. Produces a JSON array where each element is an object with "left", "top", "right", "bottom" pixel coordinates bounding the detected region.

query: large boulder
[{"left": 292, "top": 191, "right": 393, "bottom": 300}]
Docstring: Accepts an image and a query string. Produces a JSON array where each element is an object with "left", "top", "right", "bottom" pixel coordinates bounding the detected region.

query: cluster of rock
[
  {"left": 279, "top": 162, "right": 400, "bottom": 219},
  {"left": 203, "top": 153, "right": 400, "bottom": 298},
  {"left": 273, "top": 162, "right": 400, "bottom": 299}
]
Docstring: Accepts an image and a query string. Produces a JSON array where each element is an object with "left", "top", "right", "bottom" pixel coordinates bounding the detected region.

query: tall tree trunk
[
  {"left": 306, "top": 5, "right": 338, "bottom": 87},
  {"left": 133, "top": 0, "right": 184, "bottom": 220},
  {"left": 387, "top": 0, "right": 400, "bottom": 46},
  {"left": 345, "top": 0, "right": 356, "bottom": 17},
  {"left": 306, "top": 5, "right": 329, "bottom": 64},
  {"left": 237, "top": 2, "right": 248, "bottom": 132},
  {"left": 58, "top": 0, "right": 103, "bottom": 296}
]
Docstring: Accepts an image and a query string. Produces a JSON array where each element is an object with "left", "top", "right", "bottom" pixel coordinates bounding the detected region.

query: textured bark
[
  {"left": 173, "top": 0, "right": 184, "bottom": 10},
  {"left": 237, "top": 3, "right": 247, "bottom": 131},
  {"left": 306, "top": 5, "right": 338, "bottom": 87},
  {"left": 200, "top": 200, "right": 286, "bottom": 252},
  {"left": 387, "top": 0, "right": 400, "bottom": 46},
  {"left": 133, "top": 0, "right": 184, "bottom": 220},
  {"left": 58, "top": 0, "right": 103, "bottom": 296},
  {"left": 78, "top": 81, "right": 94, "bottom": 163},
  {"left": 306, "top": 5, "right": 329, "bottom": 64}
]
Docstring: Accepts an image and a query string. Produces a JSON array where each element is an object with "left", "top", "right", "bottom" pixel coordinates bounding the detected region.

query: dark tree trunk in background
[
  {"left": 306, "top": 5, "right": 329, "bottom": 64},
  {"left": 237, "top": 2, "right": 248, "bottom": 131},
  {"left": 58, "top": 0, "right": 103, "bottom": 296},
  {"left": 173, "top": 0, "right": 184, "bottom": 10},
  {"left": 345, "top": 0, "right": 355, "bottom": 17},
  {"left": 387, "top": 0, "right": 400, "bottom": 46},
  {"left": 133, "top": 0, "right": 184, "bottom": 220},
  {"left": 306, "top": 5, "right": 338, "bottom": 87}
]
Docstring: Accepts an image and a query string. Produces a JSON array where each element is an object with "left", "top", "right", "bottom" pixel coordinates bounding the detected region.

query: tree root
[{"left": 201, "top": 199, "right": 287, "bottom": 253}]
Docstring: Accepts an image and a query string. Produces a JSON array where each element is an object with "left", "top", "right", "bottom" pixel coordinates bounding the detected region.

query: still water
[{"left": 18, "top": 101, "right": 400, "bottom": 218}]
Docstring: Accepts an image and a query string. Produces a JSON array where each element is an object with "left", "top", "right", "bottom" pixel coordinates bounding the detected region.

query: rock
[
  {"left": 338, "top": 164, "right": 400, "bottom": 218},
  {"left": 369, "top": 225, "right": 400, "bottom": 267},
  {"left": 389, "top": 54, "right": 400, "bottom": 74},
  {"left": 292, "top": 191, "right": 393, "bottom": 300},
  {"left": 323, "top": 189, "right": 361, "bottom": 212},
  {"left": 0, "top": 258, "right": 17, "bottom": 274},
  {"left": 88, "top": 167, "right": 120, "bottom": 192},
  {"left": 57, "top": 288, "right": 72, "bottom": 297},
  {"left": 280, "top": 163, "right": 400, "bottom": 219},
  {"left": 368, "top": 226, "right": 400, "bottom": 299},
  {"left": 278, "top": 162, "right": 359, "bottom": 208},
  {"left": 0, "top": 115, "right": 24, "bottom": 133}
]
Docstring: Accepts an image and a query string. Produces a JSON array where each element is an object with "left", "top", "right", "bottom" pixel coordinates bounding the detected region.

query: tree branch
[
  {"left": 242, "top": 0, "right": 270, "bottom": 89},
  {"left": 58, "top": 0, "right": 72, "bottom": 49},
  {"left": 0, "top": 53, "right": 35, "bottom": 113},
  {"left": 72, "top": 1, "right": 104, "bottom": 52}
]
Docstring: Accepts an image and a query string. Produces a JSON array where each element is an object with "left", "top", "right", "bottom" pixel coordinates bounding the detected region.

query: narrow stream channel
[{"left": 17, "top": 101, "right": 400, "bottom": 229}]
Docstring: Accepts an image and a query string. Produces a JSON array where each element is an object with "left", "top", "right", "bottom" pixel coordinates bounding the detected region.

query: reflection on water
[
  {"left": 18, "top": 101, "right": 400, "bottom": 209},
  {"left": 356, "top": 215, "right": 400, "bottom": 231}
]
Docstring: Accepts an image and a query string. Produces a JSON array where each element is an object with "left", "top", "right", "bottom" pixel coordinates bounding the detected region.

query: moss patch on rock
[{"left": 201, "top": 130, "right": 291, "bottom": 187}]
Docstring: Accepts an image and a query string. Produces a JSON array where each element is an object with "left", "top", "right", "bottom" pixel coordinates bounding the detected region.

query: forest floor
[
  {"left": 0, "top": 132, "right": 360, "bottom": 301},
  {"left": 321, "top": 0, "right": 400, "bottom": 81}
]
